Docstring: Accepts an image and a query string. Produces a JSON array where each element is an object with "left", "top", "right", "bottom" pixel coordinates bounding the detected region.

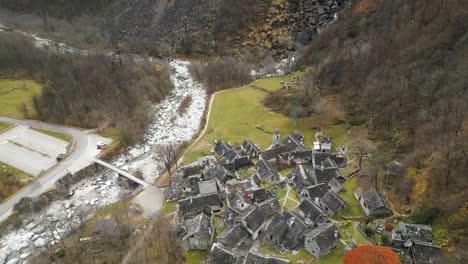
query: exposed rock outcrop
[{"left": 100, "top": 0, "right": 350, "bottom": 57}]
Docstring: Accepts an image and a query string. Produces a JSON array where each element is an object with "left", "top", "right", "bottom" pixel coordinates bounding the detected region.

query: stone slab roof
[
  {"left": 198, "top": 179, "right": 218, "bottom": 195},
  {"left": 320, "top": 189, "right": 350, "bottom": 215},
  {"left": 266, "top": 211, "right": 308, "bottom": 250},
  {"left": 179, "top": 193, "right": 221, "bottom": 214},
  {"left": 217, "top": 223, "right": 249, "bottom": 248},
  {"left": 303, "top": 183, "right": 331, "bottom": 200},
  {"left": 305, "top": 222, "right": 340, "bottom": 253},
  {"left": 298, "top": 199, "right": 326, "bottom": 225},
  {"left": 411, "top": 240, "right": 442, "bottom": 264},
  {"left": 359, "top": 188, "right": 391, "bottom": 213}
]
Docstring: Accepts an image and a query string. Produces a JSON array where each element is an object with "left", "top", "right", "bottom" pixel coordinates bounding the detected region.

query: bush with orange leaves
[
  {"left": 353, "top": 0, "right": 377, "bottom": 15},
  {"left": 344, "top": 245, "right": 400, "bottom": 264}
]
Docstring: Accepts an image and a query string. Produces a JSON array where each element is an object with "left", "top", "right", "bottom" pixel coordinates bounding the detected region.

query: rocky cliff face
[
  {"left": 287, "top": 0, "right": 348, "bottom": 44},
  {"left": 101, "top": 0, "right": 350, "bottom": 57},
  {"left": 243, "top": 0, "right": 349, "bottom": 57},
  {"left": 101, "top": 0, "right": 219, "bottom": 55},
  {"left": 0, "top": 0, "right": 349, "bottom": 57}
]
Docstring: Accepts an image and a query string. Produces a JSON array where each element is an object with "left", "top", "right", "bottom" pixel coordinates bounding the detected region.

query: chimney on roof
[
  {"left": 314, "top": 197, "right": 320, "bottom": 204},
  {"left": 334, "top": 230, "right": 339, "bottom": 238},
  {"left": 272, "top": 130, "right": 281, "bottom": 148}
]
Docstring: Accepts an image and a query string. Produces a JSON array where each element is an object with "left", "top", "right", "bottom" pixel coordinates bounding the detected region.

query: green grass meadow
[
  {"left": 0, "top": 122, "right": 13, "bottom": 133},
  {"left": 0, "top": 79, "right": 42, "bottom": 119},
  {"left": 182, "top": 78, "right": 321, "bottom": 164},
  {"left": 32, "top": 128, "right": 73, "bottom": 144}
]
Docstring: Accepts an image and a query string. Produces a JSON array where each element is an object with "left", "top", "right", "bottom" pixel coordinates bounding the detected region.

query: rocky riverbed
[
  {"left": 0, "top": 30, "right": 207, "bottom": 264},
  {"left": 114, "top": 60, "right": 207, "bottom": 183},
  {"left": 0, "top": 171, "right": 131, "bottom": 263}
]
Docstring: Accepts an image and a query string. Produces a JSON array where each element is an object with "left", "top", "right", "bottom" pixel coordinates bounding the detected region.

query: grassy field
[
  {"left": 340, "top": 221, "right": 372, "bottom": 246},
  {"left": 162, "top": 200, "right": 177, "bottom": 215},
  {"left": 183, "top": 77, "right": 340, "bottom": 165},
  {"left": 254, "top": 76, "right": 285, "bottom": 91},
  {"left": 0, "top": 161, "right": 31, "bottom": 201},
  {"left": 237, "top": 168, "right": 254, "bottom": 180},
  {"left": 272, "top": 186, "right": 287, "bottom": 201},
  {"left": 0, "top": 79, "right": 42, "bottom": 119},
  {"left": 254, "top": 71, "right": 305, "bottom": 91},
  {"left": 31, "top": 128, "right": 73, "bottom": 144},
  {"left": 0, "top": 122, "right": 13, "bottom": 133},
  {"left": 177, "top": 74, "right": 355, "bottom": 263},
  {"left": 337, "top": 177, "right": 365, "bottom": 218},
  {"left": 284, "top": 198, "right": 300, "bottom": 211},
  {"left": 183, "top": 250, "right": 208, "bottom": 264},
  {"left": 259, "top": 245, "right": 314, "bottom": 264},
  {"left": 259, "top": 243, "right": 346, "bottom": 264},
  {"left": 99, "top": 127, "right": 123, "bottom": 157},
  {"left": 213, "top": 215, "right": 225, "bottom": 240}
]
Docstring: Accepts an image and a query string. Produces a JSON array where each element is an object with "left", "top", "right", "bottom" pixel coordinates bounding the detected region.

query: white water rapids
[{"left": 114, "top": 60, "right": 207, "bottom": 183}]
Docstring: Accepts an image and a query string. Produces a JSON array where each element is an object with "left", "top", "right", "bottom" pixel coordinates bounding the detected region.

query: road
[{"left": 0, "top": 117, "right": 111, "bottom": 222}]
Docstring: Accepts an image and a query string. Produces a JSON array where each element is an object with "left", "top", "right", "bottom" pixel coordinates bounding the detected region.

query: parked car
[
  {"left": 97, "top": 141, "right": 107, "bottom": 150},
  {"left": 56, "top": 154, "right": 66, "bottom": 162}
]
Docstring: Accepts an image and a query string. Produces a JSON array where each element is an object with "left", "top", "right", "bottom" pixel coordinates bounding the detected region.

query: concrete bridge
[{"left": 94, "top": 159, "right": 149, "bottom": 187}]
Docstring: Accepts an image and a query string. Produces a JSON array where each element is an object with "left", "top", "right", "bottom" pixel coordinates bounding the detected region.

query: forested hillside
[
  {"left": 299, "top": 0, "right": 467, "bottom": 257},
  {"left": 0, "top": 33, "right": 173, "bottom": 144}
]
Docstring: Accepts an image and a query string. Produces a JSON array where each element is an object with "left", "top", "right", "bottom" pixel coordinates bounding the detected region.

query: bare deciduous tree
[
  {"left": 352, "top": 134, "right": 376, "bottom": 169},
  {"left": 154, "top": 144, "right": 177, "bottom": 177}
]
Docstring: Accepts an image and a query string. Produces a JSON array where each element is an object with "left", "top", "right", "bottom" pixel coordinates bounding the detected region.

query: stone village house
[
  {"left": 179, "top": 213, "right": 214, "bottom": 250},
  {"left": 355, "top": 188, "right": 392, "bottom": 216},
  {"left": 304, "top": 222, "right": 340, "bottom": 258}
]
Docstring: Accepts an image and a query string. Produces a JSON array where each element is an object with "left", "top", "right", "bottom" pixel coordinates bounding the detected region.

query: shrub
[
  {"left": 263, "top": 90, "right": 317, "bottom": 118},
  {"left": 177, "top": 96, "right": 192, "bottom": 115},
  {"left": 448, "top": 208, "right": 467, "bottom": 231},
  {"left": 410, "top": 204, "right": 440, "bottom": 225},
  {"left": 134, "top": 169, "right": 143, "bottom": 180},
  {"left": 385, "top": 222, "right": 394, "bottom": 232},
  {"left": 343, "top": 220, "right": 352, "bottom": 228},
  {"left": 344, "top": 245, "right": 400, "bottom": 264},
  {"left": 55, "top": 248, "right": 66, "bottom": 258},
  {"left": 364, "top": 227, "right": 374, "bottom": 237},
  {"left": 381, "top": 234, "right": 389, "bottom": 244},
  {"left": 13, "top": 216, "right": 22, "bottom": 228},
  {"left": 189, "top": 57, "right": 252, "bottom": 94}
]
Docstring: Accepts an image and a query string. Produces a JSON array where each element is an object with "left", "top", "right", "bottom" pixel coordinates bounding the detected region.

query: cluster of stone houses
[
  {"left": 391, "top": 222, "right": 442, "bottom": 264},
  {"left": 166, "top": 131, "right": 350, "bottom": 263}
]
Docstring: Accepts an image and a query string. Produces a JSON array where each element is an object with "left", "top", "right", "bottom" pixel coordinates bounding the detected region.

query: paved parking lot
[{"left": 0, "top": 125, "right": 68, "bottom": 176}]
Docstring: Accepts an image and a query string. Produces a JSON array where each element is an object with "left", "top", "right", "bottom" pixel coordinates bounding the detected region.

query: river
[{"left": 0, "top": 29, "right": 207, "bottom": 264}]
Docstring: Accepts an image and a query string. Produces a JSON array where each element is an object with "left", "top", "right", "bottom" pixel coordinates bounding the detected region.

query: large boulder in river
[
  {"left": 56, "top": 173, "right": 73, "bottom": 195},
  {"left": 14, "top": 196, "right": 49, "bottom": 214}
]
